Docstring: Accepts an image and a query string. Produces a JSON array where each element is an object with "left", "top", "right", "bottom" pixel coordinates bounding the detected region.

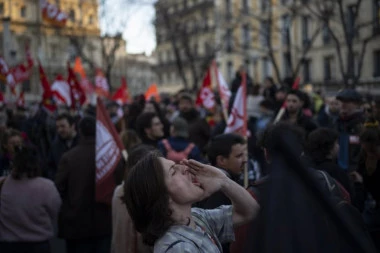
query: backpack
[{"left": 162, "top": 139, "right": 195, "bottom": 163}]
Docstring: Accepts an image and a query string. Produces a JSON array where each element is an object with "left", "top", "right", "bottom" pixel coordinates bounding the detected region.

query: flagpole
[{"left": 241, "top": 71, "right": 249, "bottom": 188}]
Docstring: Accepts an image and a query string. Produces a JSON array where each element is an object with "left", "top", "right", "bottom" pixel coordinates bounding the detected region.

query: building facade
[{"left": 155, "top": 0, "right": 380, "bottom": 91}]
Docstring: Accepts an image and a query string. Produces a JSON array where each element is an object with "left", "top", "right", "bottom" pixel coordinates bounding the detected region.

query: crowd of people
[{"left": 0, "top": 71, "right": 380, "bottom": 253}]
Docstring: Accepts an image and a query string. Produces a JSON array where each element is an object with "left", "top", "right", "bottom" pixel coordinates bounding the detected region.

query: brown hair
[
  {"left": 123, "top": 151, "right": 173, "bottom": 246},
  {"left": 120, "top": 129, "right": 141, "bottom": 152}
]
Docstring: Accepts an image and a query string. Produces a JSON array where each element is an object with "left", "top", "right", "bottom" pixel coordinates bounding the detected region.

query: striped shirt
[{"left": 154, "top": 205, "right": 234, "bottom": 253}]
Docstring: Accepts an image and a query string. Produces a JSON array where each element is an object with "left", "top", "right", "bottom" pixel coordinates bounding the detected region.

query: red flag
[
  {"left": 40, "top": 0, "right": 68, "bottom": 27},
  {"left": 16, "top": 91, "right": 25, "bottom": 108},
  {"left": 38, "top": 61, "right": 56, "bottom": 113},
  {"left": 51, "top": 74, "right": 71, "bottom": 106},
  {"left": 112, "top": 77, "right": 130, "bottom": 104},
  {"left": 224, "top": 72, "right": 248, "bottom": 135},
  {"left": 96, "top": 97, "right": 125, "bottom": 204},
  {"left": 144, "top": 83, "right": 160, "bottom": 102},
  {"left": 67, "top": 63, "right": 86, "bottom": 109},
  {"left": 212, "top": 60, "right": 231, "bottom": 122},
  {"left": 196, "top": 68, "right": 215, "bottom": 110},
  {"left": 95, "top": 69, "right": 110, "bottom": 98}
]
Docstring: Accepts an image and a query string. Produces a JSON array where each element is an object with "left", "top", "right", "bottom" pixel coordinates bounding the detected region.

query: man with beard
[
  {"left": 135, "top": 112, "right": 164, "bottom": 148},
  {"left": 195, "top": 133, "right": 247, "bottom": 253},
  {"left": 317, "top": 96, "right": 341, "bottom": 128},
  {"left": 178, "top": 93, "right": 210, "bottom": 152},
  {"left": 281, "top": 89, "right": 317, "bottom": 135},
  {"left": 47, "top": 113, "right": 79, "bottom": 179}
]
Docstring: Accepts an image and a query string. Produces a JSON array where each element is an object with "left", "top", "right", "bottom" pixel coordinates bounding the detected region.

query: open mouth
[{"left": 190, "top": 174, "right": 202, "bottom": 187}]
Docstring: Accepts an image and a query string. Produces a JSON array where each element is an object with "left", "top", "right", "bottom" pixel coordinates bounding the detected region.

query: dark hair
[
  {"left": 178, "top": 93, "right": 193, "bottom": 103},
  {"left": 287, "top": 89, "right": 305, "bottom": 101},
  {"left": 56, "top": 113, "right": 75, "bottom": 126},
  {"left": 79, "top": 116, "right": 96, "bottom": 137},
  {"left": 306, "top": 128, "right": 339, "bottom": 164},
  {"left": 207, "top": 133, "right": 246, "bottom": 166},
  {"left": 136, "top": 112, "right": 157, "bottom": 139},
  {"left": 2, "top": 129, "right": 22, "bottom": 147},
  {"left": 258, "top": 122, "right": 305, "bottom": 156},
  {"left": 265, "top": 77, "right": 275, "bottom": 85},
  {"left": 123, "top": 151, "right": 173, "bottom": 246},
  {"left": 11, "top": 146, "right": 41, "bottom": 179}
]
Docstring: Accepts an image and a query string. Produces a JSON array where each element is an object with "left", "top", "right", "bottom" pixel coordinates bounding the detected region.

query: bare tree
[
  {"left": 304, "top": 0, "right": 380, "bottom": 88},
  {"left": 155, "top": 2, "right": 222, "bottom": 91}
]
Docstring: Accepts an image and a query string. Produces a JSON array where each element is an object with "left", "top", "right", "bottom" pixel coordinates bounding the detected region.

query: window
[
  {"left": 227, "top": 61, "right": 234, "bottom": 82},
  {"left": 20, "top": 6, "right": 27, "bottom": 18},
  {"left": 303, "top": 59, "right": 311, "bottom": 82},
  {"left": 302, "top": 16, "right": 310, "bottom": 46},
  {"left": 245, "top": 59, "right": 251, "bottom": 76},
  {"left": 260, "top": 21, "right": 269, "bottom": 47},
  {"left": 374, "top": 0, "right": 380, "bottom": 34},
  {"left": 204, "top": 42, "right": 210, "bottom": 54},
  {"left": 322, "top": 22, "right": 331, "bottom": 44},
  {"left": 226, "top": 0, "right": 232, "bottom": 20},
  {"left": 0, "top": 3, "right": 4, "bottom": 16},
  {"left": 324, "top": 56, "right": 335, "bottom": 80},
  {"left": 374, "top": 50, "right": 380, "bottom": 77},
  {"left": 262, "top": 57, "right": 272, "bottom": 80},
  {"left": 347, "top": 5, "right": 356, "bottom": 38},
  {"left": 242, "top": 0, "right": 249, "bottom": 14},
  {"left": 69, "top": 9, "right": 75, "bottom": 22},
  {"left": 261, "top": 0, "right": 268, "bottom": 12},
  {"left": 242, "top": 24, "right": 250, "bottom": 49},
  {"left": 193, "top": 43, "right": 198, "bottom": 56},
  {"left": 226, "top": 29, "right": 233, "bottom": 52},
  {"left": 283, "top": 53, "right": 292, "bottom": 77},
  {"left": 89, "top": 15, "right": 94, "bottom": 24},
  {"left": 22, "top": 80, "right": 31, "bottom": 92},
  {"left": 281, "top": 14, "right": 291, "bottom": 45}
]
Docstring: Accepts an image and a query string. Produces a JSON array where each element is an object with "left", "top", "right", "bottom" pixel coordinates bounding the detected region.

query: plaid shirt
[{"left": 154, "top": 205, "right": 234, "bottom": 253}]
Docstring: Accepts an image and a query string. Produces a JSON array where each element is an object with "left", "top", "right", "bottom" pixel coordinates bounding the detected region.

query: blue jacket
[{"left": 157, "top": 137, "right": 203, "bottom": 162}]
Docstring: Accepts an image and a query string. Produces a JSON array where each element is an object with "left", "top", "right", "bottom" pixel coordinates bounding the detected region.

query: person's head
[
  {"left": 124, "top": 144, "right": 156, "bottom": 178},
  {"left": 248, "top": 84, "right": 261, "bottom": 96},
  {"left": 106, "top": 101, "right": 121, "bottom": 118},
  {"left": 2, "top": 129, "right": 23, "bottom": 157},
  {"left": 275, "top": 87, "right": 287, "bottom": 102},
  {"left": 123, "top": 151, "right": 204, "bottom": 246},
  {"left": 178, "top": 93, "right": 194, "bottom": 113},
  {"left": 363, "top": 102, "right": 374, "bottom": 119},
  {"left": 136, "top": 112, "right": 164, "bottom": 140},
  {"left": 286, "top": 90, "right": 304, "bottom": 114},
  {"left": 360, "top": 120, "right": 380, "bottom": 157},
  {"left": 11, "top": 145, "right": 41, "bottom": 179},
  {"left": 306, "top": 128, "right": 339, "bottom": 163},
  {"left": 336, "top": 89, "right": 362, "bottom": 117},
  {"left": 56, "top": 113, "right": 76, "bottom": 140},
  {"left": 78, "top": 116, "right": 96, "bottom": 137},
  {"left": 170, "top": 117, "right": 189, "bottom": 138},
  {"left": 258, "top": 123, "right": 305, "bottom": 163},
  {"left": 326, "top": 97, "right": 341, "bottom": 114},
  {"left": 264, "top": 77, "right": 275, "bottom": 88},
  {"left": 207, "top": 133, "right": 247, "bottom": 175},
  {"left": 120, "top": 130, "right": 141, "bottom": 152},
  {"left": 259, "top": 99, "right": 274, "bottom": 115}
]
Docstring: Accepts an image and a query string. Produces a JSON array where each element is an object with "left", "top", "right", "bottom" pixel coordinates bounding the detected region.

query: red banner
[
  {"left": 68, "top": 63, "right": 86, "bottom": 109},
  {"left": 40, "top": 0, "right": 68, "bottom": 27},
  {"left": 96, "top": 98, "right": 124, "bottom": 205},
  {"left": 112, "top": 77, "right": 130, "bottom": 104},
  {"left": 196, "top": 68, "right": 215, "bottom": 110}
]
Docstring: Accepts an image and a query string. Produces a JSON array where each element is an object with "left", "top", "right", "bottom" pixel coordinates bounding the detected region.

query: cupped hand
[{"left": 182, "top": 159, "right": 228, "bottom": 198}]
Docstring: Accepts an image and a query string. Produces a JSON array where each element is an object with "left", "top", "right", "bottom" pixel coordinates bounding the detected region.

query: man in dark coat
[
  {"left": 178, "top": 93, "right": 210, "bottom": 152},
  {"left": 135, "top": 112, "right": 164, "bottom": 148},
  {"left": 281, "top": 89, "right": 318, "bottom": 135},
  {"left": 335, "top": 89, "right": 365, "bottom": 172},
  {"left": 55, "top": 117, "right": 112, "bottom": 253},
  {"left": 47, "top": 113, "right": 79, "bottom": 179}
]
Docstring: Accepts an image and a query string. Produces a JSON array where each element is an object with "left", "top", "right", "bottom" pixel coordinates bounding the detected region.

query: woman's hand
[{"left": 182, "top": 159, "right": 228, "bottom": 198}]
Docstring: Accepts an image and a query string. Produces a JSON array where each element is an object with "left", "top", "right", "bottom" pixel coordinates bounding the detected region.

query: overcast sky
[{"left": 100, "top": 0, "right": 156, "bottom": 55}]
